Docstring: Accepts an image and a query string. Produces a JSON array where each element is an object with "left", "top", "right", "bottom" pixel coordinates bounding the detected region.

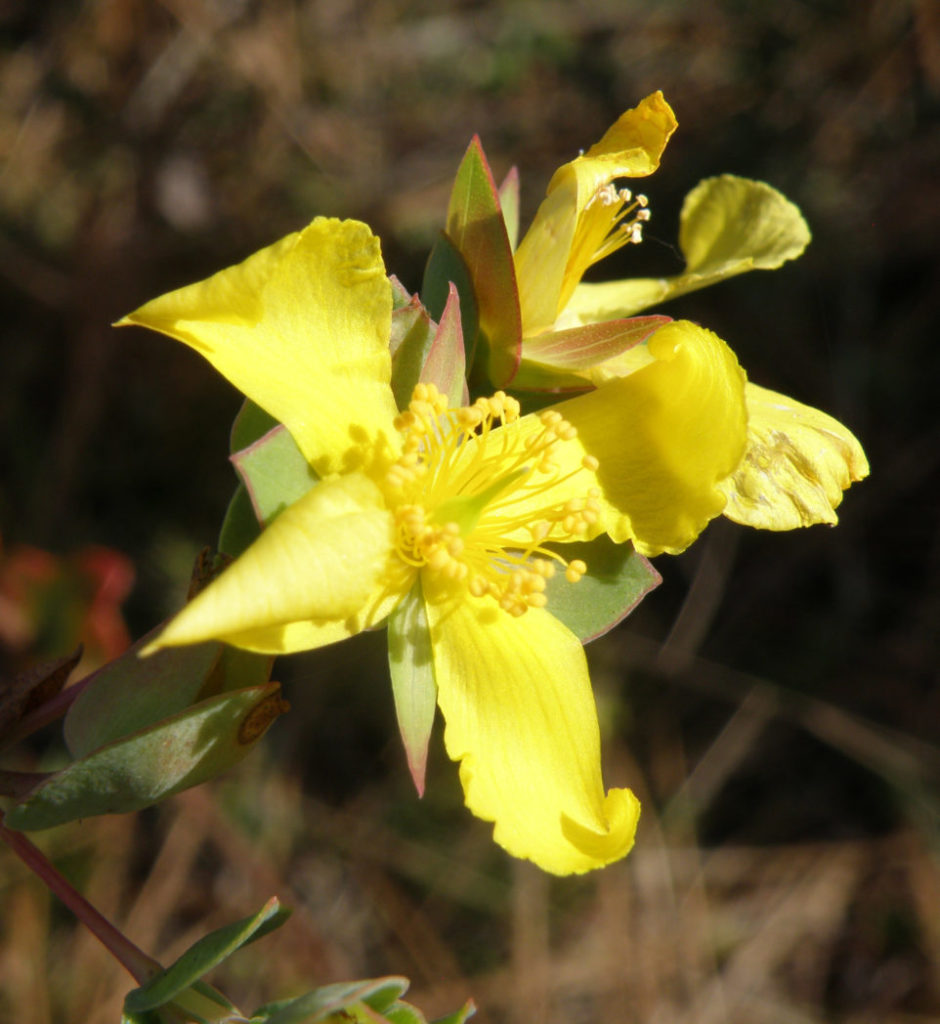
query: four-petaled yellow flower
[
  {"left": 119, "top": 218, "right": 751, "bottom": 873},
  {"left": 505, "top": 93, "right": 869, "bottom": 530}
]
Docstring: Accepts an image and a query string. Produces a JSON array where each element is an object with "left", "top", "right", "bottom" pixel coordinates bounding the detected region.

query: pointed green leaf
[
  {"left": 430, "top": 1002, "right": 476, "bottom": 1024},
  {"left": 231, "top": 425, "right": 318, "bottom": 527},
  {"left": 422, "top": 284, "right": 467, "bottom": 408},
  {"left": 390, "top": 274, "right": 413, "bottom": 310},
  {"left": 124, "top": 898, "right": 288, "bottom": 1013},
  {"left": 389, "top": 293, "right": 438, "bottom": 411},
  {"left": 64, "top": 634, "right": 222, "bottom": 758},
  {"left": 6, "top": 683, "right": 285, "bottom": 830},
  {"left": 444, "top": 136, "right": 521, "bottom": 386},
  {"left": 230, "top": 397, "right": 280, "bottom": 454},
  {"left": 498, "top": 166, "right": 520, "bottom": 251},
  {"left": 545, "top": 535, "right": 661, "bottom": 642},
  {"left": 422, "top": 232, "right": 479, "bottom": 373},
  {"left": 384, "top": 1003, "right": 427, "bottom": 1024},
  {"left": 261, "top": 978, "right": 410, "bottom": 1024},
  {"left": 387, "top": 580, "right": 436, "bottom": 796},
  {"left": 218, "top": 481, "right": 263, "bottom": 558}
]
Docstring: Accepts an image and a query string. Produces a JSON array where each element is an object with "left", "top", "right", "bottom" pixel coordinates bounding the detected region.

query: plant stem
[{"left": 0, "top": 811, "right": 162, "bottom": 985}]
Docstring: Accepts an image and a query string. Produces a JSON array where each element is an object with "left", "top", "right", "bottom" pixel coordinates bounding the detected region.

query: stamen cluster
[
  {"left": 385, "top": 383, "right": 599, "bottom": 616},
  {"left": 583, "top": 182, "right": 651, "bottom": 264}
]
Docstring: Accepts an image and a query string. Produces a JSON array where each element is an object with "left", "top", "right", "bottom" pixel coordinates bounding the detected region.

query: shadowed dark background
[{"left": 1, "top": 2, "right": 939, "bottom": 1021}]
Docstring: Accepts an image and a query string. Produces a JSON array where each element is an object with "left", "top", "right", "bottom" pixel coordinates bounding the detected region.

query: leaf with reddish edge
[
  {"left": 389, "top": 274, "right": 413, "bottom": 310},
  {"left": 545, "top": 535, "right": 661, "bottom": 643},
  {"left": 511, "top": 315, "right": 672, "bottom": 391},
  {"left": 389, "top": 293, "right": 437, "bottom": 411},
  {"left": 499, "top": 166, "right": 520, "bottom": 251},
  {"left": 422, "top": 284, "right": 468, "bottom": 408},
  {"left": 231, "top": 425, "right": 317, "bottom": 527},
  {"left": 7, "top": 683, "right": 287, "bottom": 830},
  {"left": 445, "top": 136, "right": 522, "bottom": 387},
  {"left": 229, "top": 397, "right": 278, "bottom": 454},
  {"left": 422, "top": 232, "right": 479, "bottom": 373},
  {"left": 64, "top": 633, "right": 222, "bottom": 758},
  {"left": 387, "top": 579, "right": 436, "bottom": 796},
  {"left": 389, "top": 290, "right": 429, "bottom": 360}
]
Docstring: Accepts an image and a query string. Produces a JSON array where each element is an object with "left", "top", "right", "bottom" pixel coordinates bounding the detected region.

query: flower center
[{"left": 384, "top": 383, "right": 598, "bottom": 616}]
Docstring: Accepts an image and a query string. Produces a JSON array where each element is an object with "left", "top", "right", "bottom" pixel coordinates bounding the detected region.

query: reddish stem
[{"left": 0, "top": 812, "right": 161, "bottom": 984}]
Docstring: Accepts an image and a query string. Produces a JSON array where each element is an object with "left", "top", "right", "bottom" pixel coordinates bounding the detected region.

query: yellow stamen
[
  {"left": 568, "top": 183, "right": 652, "bottom": 278},
  {"left": 385, "top": 383, "right": 596, "bottom": 614}
]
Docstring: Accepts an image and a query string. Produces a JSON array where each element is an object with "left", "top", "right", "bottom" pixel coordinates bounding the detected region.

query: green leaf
[
  {"left": 232, "top": 425, "right": 318, "bottom": 527},
  {"left": 430, "top": 1001, "right": 476, "bottom": 1024},
  {"left": 387, "top": 579, "right": 436, "bottom": 796},
  {"left": 389, "top": 293, "right": 438, "bottom": 411},
  {"left": 63, "top": 635, "right": 222, "bottom": 759},
  {"left": 124, "top": 898, "right": 288, "bottom": 1013},
  {"left": 260, "top": 977, "right": 410, "bottom": 1024},
  {"left": 390, "top": 274, "right": 413, "bottom": 310},
  {"left": 6, "top": 683, "right": 285, "bottom": 830},
  {"left": 230, "top": 397, "right": 280, "bottom": 454},
  {"left": 545, "top": 536, "right": 661, "bottom": 642},
  {"left": 218, "top": 481, "right": 263, "bottom": 558},
  {"left": 422, "top": 232, "right": 478, "bottom": 373},
  {"left": 422, "top": 284, "right": 467, "bottom": 408},
  {"left": 384, "top": 1002, "right": 427, "bottom": 1024},
  {"left": 444, "top": 136, "right": 521, "bottom": 386}
]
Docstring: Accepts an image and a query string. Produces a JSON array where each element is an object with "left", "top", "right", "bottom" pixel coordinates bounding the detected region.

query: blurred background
[{"left": 1, "top": 0, "right": 938, "bottom": 1021}]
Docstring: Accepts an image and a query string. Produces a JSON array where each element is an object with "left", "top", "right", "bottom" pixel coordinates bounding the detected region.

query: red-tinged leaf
[
  {"left": 445, "top": 136, "right": 522, "bottom": 386},
  {"left": 545, "top": 536, "right": 661, "bottom": 643},
  {"left": 523, "top": 315, "right": 671, "bottom": 369},
  {"left": 389, "top": 274, "right": 413, "bottom": 310},
  {"left": 511, "top": 316, "right": 671, "bottom": 391},
  {"left": 231, "top": 425, "right": 317, "bottom": 527},
  {"left": 389, "top": 291, "right": 428, "bottom": 359},
  {"left": 499, "top": 166, "right": 520, "bottom": 251},
  {"left": 423, "top": 284, "right": 468, "bottom": 408},
  {"left": 229, "top": 397, "right": 279, "bottom": 454},
  {"left": 389, "top": 295, "right": 438, "bottom": 411}
]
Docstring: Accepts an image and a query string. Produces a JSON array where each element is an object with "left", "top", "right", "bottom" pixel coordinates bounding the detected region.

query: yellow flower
[
  {"left": 513, "top": 91, "right": 677, "bottom": 338},
  {"left": 118, "top": 218, "right": 749, "bottom": 872},
  {"left": 501, "top": 98, "right": 868, "bottom": 528}
]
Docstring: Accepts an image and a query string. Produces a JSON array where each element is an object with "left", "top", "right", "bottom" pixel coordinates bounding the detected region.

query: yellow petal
[
  {"left": 720, "top": 382, "right": 869, "bottom": 529},
  {"left": 209, "top": 581, "right": 409, "bottom": 655},
  {"left": 118, "top": 218, "right": 400, "bottom": 477},
  {"left": 567, "top": 175, "right": 811, "bottom": 320},
  {"left": 514, "top": 93, "right": 677, "bottom": 335},
  {"left": 425, "top": 583, "right": 639, "bottom": 874},
  {"left": 145, "top": 474, "right": 396, "bottom": 653},
  {"left": 558, "top": 321, "right": 748, "bottom": 555}
]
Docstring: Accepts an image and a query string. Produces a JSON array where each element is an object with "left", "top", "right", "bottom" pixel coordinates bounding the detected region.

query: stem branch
[{"left": 0, "top": 812, "right": 162, "bottom": 985}]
